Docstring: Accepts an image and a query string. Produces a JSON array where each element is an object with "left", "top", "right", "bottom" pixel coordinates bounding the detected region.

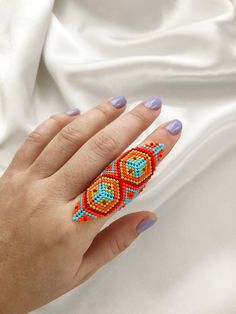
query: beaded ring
[{"left": 72, "top": 142, "right": 164, "bottom": 222}]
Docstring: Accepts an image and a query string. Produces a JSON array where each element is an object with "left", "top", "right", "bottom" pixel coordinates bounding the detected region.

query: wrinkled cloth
[{"left": 0, "top": 0, "right": 236, "bottom": 313}]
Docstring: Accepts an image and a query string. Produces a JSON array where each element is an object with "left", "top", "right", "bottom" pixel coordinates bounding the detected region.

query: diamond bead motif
[{"left": 72, "top": 143, "right": 164, "bottom": 222}]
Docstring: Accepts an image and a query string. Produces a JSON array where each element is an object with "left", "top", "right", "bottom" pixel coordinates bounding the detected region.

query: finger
[
  {"left": 51, "top": 96, "right": 162, "bottom": 199},
  {"left": 9, "top": 110, "right": 80, "bottom": 172},
  {"left": 71, "top": 211, "right": 157, "bottom": 286},
  {"left": 140, "top": 119, "right": 183, "bottom": 158},
  {"left": 30, "top": 97, "right": 127, "bottom": 178},
  {"left": 70, "top": 118, "right": 182, "bottom": 239}
]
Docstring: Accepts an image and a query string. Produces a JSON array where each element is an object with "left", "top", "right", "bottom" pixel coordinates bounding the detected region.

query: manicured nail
[
  {"left": 109, "top": 96, "right": 127, "bottom": 109},
  {"left": 144, "top": 96, "right": 162, "bottom": 110},
  {"left": 136, "top": 218, "right": 157, "bottom": 234},
  {"left": 165, "top": 119, "right": 183, "bottom": 135},
  {"left": 65, "top": 108, "right": 81, "bottom": 116}
]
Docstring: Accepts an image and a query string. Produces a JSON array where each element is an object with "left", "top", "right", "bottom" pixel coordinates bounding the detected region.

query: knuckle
[
  {"left": 92, "top": 132, "right": 118, "bottom": 158},
  {"left": 94, "top": 105, "right": 110, "bottom": 122},
  {"left": 59, "top": 125, "right": 82, "bottom": 145},
  {"left": 129, "top": 110, "right": 148, "bottom": 126},
  {"left": 38, "top": 221, "right": 72, "bottom": 250},
  {"left": 56, "top": 222, "right": 72, "bottom": 242},
  {"left": 146, "top": 136, "right": 158, "bottom": 145},
  {"left": 26, "top": 130, "right": 43, "bottom": 145},
  {"left": 49, "top": 114, "right": 65, "bottom": 127},
  {"left": 110, "top": 236, "right": 130, "bottom": 257}
]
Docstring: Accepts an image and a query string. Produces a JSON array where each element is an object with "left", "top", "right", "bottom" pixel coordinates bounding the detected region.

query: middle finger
[{"left": 51, "top": 96, "right": 162, "bottom": 200}]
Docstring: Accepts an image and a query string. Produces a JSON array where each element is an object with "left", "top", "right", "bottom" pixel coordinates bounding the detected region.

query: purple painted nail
[
  {"left": 136, "top": 218, "right": 157, "bottom": 234},
  {"left": 144, "top": 96, "right": 162, "bottom": 110},
  {"left": 109, "top": 96, "right": 127, "bottom": 109},
  {"left": 65, "top": 108, "right": 81, "bottom": 116},
  {"left": 165, "top": 119, "right": 183, "bottom": 135}
]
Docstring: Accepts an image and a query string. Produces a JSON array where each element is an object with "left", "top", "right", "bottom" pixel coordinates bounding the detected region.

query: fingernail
[
  {"left": 65, "top": 108, "right": 81, "bottom": 116},
  {"left": 165, "top": 119, "right": 183, "bottom": 135},
  {"left": 136, "top": 218, "right": 157, "bottom": 234},
  {"left": 109, "top": 96, "right": 127, "bottom": 109},
  {"left": 144, "top": 96, "right": 162, "bottom": 110}
]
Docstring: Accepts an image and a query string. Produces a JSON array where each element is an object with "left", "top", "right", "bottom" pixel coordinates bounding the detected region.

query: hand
[{"left": 0, "top": 96, "right": 182, "bottom": 313}]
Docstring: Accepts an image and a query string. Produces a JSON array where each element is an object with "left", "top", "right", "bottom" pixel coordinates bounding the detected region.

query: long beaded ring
[{"left": 72, "top": 142, "right": 164, "bottom": 222}]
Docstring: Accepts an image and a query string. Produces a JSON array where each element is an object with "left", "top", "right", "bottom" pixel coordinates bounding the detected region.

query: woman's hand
[{"left": 0, "top": 96, "right": 182, "bottom": 313}]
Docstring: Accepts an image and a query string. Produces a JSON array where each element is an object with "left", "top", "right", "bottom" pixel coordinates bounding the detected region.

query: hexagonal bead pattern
[{"left": 72, "top": 142, "right": 164, "bottom": 222}]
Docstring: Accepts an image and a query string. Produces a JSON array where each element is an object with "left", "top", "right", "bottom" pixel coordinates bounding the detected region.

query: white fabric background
[{"left": 1, "top": 0, "right": 236, "bottom": 313}]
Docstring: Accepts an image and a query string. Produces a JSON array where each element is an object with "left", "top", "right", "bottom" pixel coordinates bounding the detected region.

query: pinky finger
[
  {"left": 71, "top": 211, "right": 157, "bottom": 286},
  {"left": 9, "top": 109, "right": 80, "bottom": 172}
]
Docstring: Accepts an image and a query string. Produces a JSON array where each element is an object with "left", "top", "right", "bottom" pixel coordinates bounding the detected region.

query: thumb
[{"left": 72, "top": 211, "right": 157, "bottom": 286}]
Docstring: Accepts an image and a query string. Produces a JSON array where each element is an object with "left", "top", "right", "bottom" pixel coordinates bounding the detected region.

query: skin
[{"left": 0, "top": 98, "right": 181, "bottom": 313}]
